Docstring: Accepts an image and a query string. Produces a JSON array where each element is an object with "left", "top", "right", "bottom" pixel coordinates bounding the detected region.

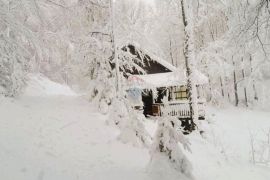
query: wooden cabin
[{"left": 123, "top": 44, "right": 208, "bottom": 121}]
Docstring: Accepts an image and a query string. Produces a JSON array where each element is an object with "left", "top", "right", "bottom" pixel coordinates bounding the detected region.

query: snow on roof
[
  {"left": 123, "top": 41, "right": 177, "bottom": 72},
  {"left": 121, "top": 41, "right": 208, "bottom": 89},
  {"left": 146, "top": 52, "right": 177, "bottom": 72},
  {"left": 126, "top": 69, "right": 208, "bottom": 89}
]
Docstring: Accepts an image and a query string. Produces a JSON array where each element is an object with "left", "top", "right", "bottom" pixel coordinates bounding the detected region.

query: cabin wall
[{"left": 141, "top": 85, "right": 205, "bottom": 117}]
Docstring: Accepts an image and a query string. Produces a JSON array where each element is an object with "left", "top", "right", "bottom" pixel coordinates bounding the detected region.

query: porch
[{"left": 150, "top": 101, "right": 205, "bottom": 120}]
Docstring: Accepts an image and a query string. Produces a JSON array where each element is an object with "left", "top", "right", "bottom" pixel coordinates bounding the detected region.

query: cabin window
[{"left": 174, "top": 86, "right": 188, "bottom": 100}]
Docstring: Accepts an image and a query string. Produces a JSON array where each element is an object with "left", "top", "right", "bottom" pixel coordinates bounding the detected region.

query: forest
[{"left": 1, "top": 0, "right": 270, "bottom": 180}]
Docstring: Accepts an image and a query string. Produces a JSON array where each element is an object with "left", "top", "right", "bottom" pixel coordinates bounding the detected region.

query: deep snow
[{"left": 0, "top": 74, "right": 270, "bottom": 180}]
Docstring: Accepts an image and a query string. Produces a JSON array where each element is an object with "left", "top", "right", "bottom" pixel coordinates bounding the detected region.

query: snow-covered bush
[
  {"left": 0, "top": 1, "right": 34, "bottom": 96},
  {"left": 108, "top": 97, "right": 151, "bottom": 147},
  {"left": 249, "top": 128, "right": 270, "bottom": 165},
  {"left": 117, "top": 109, "right": 151, "bottom": 147},
  {"left": 149, "top": 105, "right": 193, "bottom": 178},
  {"left": 88, "top": 77, "right": 116, "bottom": 114},
  {"left": 0, "top": 36, "right": 28, "bottom": 97}
]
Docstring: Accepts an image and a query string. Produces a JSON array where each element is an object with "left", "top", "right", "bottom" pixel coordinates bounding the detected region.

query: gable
[{"left": 123, "top": 44, "right": 173, "bottom": 75}]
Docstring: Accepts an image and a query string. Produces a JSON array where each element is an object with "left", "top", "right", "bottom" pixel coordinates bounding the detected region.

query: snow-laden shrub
[
  {"left": 117, "top": 110, "right": 151, "bottom": 147},
  {"left": 88, "top": 77, "right": 116, "bottom": 114},
  {"left": 149, "top": 106, "right": 193, "bottom": 178},
  {"left": 0, "top": 36, "right": 27, "bottom": 97},
  {"left": 107, "top": 97, "right": 129, "bottom": 126},
  {"left": 249, "top": 128, "right": 270, "bottom": 165},
  {"left": 108, "top": 97, "right": 151, "bottom": 147}
]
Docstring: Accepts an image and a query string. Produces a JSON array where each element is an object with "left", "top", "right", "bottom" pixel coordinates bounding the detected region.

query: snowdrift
[{"left": 24, "top": 74, "right": 77, "bottom": 97}]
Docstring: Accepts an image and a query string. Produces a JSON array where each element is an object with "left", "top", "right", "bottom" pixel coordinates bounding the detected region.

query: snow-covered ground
[
  {"left": 1, "top": 74, "right": 270, "bottom": 180},
  {"left": 189, "top": 107, "right": 270, "bottom": 180}
]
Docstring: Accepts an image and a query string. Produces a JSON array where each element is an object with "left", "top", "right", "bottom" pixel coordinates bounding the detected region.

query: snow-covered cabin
[{"left": 123, "top": 44, "right": 208, "bottom": 120}]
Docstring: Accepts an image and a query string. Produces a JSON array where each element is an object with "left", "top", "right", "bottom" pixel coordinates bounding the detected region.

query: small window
[{"left": 174, "top": 86, "right": 188, "bottom": 100}]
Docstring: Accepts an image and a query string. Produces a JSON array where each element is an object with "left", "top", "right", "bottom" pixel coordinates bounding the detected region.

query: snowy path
[
  {"left": 0, "top": 95, "right": 150, "bottom": 180},
  {"left": 0, "top": 74, "right": 150, "bottom": 180}
]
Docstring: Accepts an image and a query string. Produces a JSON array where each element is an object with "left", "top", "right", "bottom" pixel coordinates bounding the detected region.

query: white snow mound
[{"left": 24, "top": 73, "right": 77, "bottom": 97}]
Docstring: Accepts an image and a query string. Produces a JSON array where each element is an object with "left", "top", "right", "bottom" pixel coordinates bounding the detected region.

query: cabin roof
[
  {"left": 123, "top": 41, "right": 208, "bottom": 89},
  {"left": 128, "top": 43, "right": 177, "bottom": 72},
  {"left": 123, "top": 42, "right": 176, "bottom": 74},
  {"left": 126, "top": 69, "right": 208, "bottom": 89}
]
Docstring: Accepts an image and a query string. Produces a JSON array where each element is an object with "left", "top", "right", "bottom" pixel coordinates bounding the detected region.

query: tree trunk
[
  {"left": 220, "top": 76, "right": 224, "bottom": 98},
  {"left": 180, "top": 0, "right": 198, "bottom": 132},
  {"left": 228, "top": 92, "right": 231, "bottom": 103},
  {"left": 241, "top": 57, "right": 248, "bottom": 107},
  {"left": 7, "top": 0, "right": 10, "bottom": 38},
  {"left": 169, "top": 37, "right": 175, "bottom": 66},
  {"left": 250, "top": 54, "right": 258, "bottom": 101},
  {"left": 232, "top": 58, "right": 239, "bottom": 106},
  {"left": 110, "top": 0, "right": 121, "bottom": 95}
]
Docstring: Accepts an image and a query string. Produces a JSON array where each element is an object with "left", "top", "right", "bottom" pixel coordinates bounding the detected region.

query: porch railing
[{"left": 153, "top": 101, "right": 205, "bottom": 119}]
